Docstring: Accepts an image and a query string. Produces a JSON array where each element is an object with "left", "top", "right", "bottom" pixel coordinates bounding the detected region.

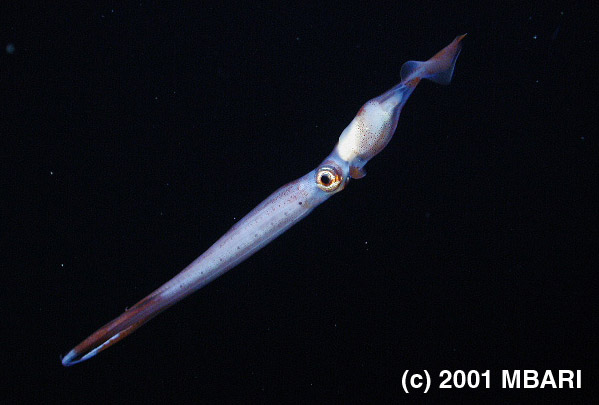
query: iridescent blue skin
[{"left": 62, "top": 35, "right": 465, "bottom": 366}]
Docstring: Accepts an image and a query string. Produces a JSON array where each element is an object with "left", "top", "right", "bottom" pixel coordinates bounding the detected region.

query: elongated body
[{"left": 62, "top": 35, "right": 465, "bottom": 366}]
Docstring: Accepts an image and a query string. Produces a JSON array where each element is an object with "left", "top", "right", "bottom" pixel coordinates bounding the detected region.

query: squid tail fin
[
  {"left": 61, "top": 291, "right": 176, "bottom": 366},
  {"left": 400, "top": 34, "right": 466, "bottom": 86}
]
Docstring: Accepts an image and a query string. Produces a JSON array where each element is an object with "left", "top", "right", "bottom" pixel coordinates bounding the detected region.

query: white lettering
[
  {"left": 502, "top": 370, "right": 581, "bottom": 389},
  {"left": 559, "top": 370, "right": 573, "bottom": 388},
  {"left": 540, "top": 370, "right": 557, "bottom": 388},
  {"left": 502, "top": 370, "right": 520, "bottom": 388},
  {"left": 410, "top": 374, "right": 423, "bottom": 389},
  {"left": 523, "top": 370, "right": 539, "bottom": 388}
]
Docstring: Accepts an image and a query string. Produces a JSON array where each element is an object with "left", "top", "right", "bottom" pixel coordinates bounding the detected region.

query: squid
[{"left": 62, "top": 35, "right": 466, "bottom": 366}]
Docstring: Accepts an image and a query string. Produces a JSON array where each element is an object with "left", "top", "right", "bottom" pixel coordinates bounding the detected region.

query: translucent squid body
[{"left": 62, "top": 35, "right": 466, "bottom": 366}]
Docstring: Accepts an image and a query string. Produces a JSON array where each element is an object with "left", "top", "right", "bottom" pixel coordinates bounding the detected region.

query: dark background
[{"left": 3, "top": 1, "right": 596, "bottom": 402}]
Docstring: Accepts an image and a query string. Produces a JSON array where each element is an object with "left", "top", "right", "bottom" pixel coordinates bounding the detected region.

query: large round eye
[{"left": 316, "top": 166, "right": 342, "bottom": 192}]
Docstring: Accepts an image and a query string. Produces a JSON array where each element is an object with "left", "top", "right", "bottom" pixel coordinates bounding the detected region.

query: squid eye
[{"left": 316, "top": 166, "right": 342, "bottom": 192}]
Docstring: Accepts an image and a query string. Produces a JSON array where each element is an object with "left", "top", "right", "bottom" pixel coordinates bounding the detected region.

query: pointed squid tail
[
  {"left": 400, "top": 34, "right": 467, "bottom": 86},
  {"left": 61, "top": 291, "right": 175, "bottom": 366}
]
